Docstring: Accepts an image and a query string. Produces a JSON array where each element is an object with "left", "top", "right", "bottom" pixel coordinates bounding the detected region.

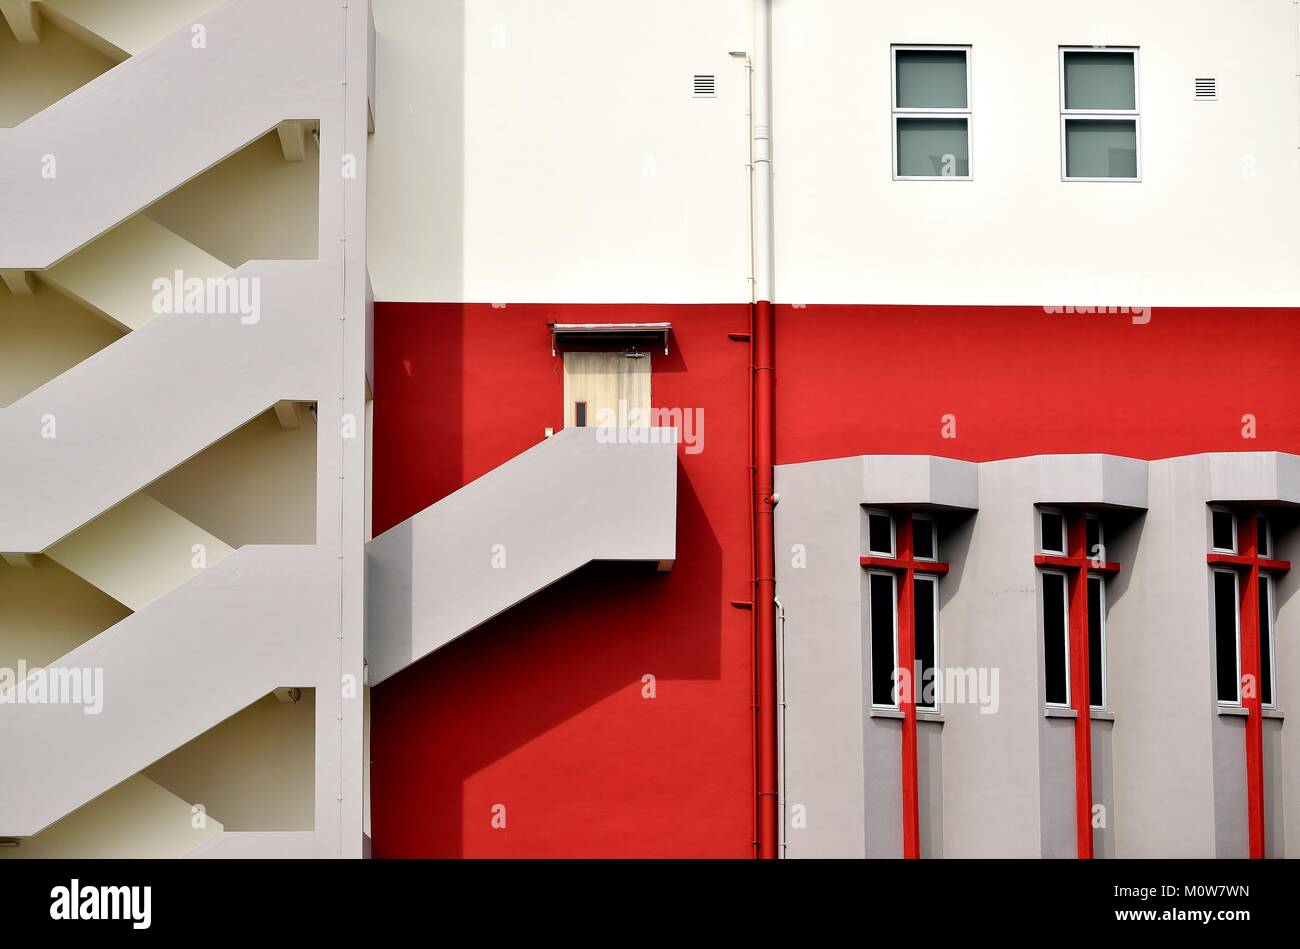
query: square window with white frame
[
  {"left": 892, "top": 45, "right": 971, "bottom": 179},
  {"left": 866, "top": 509, "right": 896, "bottom": 557},
  {"left": 1210, "top": 506, "right": 1237, "bottom": 553},
  {"left": 1060, "top": 46, "right": 1140, "bottom": 181},
  {"left": 1039, "top": 508, "right": 1067, "bottom": 555}
]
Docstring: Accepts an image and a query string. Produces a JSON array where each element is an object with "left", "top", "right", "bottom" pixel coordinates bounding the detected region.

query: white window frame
[
  {"left": 1059, "top": 46, "right": 1141, "bottom": 183},
  {"left": 1039, "top": 507, "right": 1068, "bottom": 555},
  {"left": 1041, "top": 568, "right": 1072, "bottom": 708},
  {"left": 914, "top": 573, "right": 941, "bottom": 712},
  {"left": 1086, "top": 573, "right": 1107, "bottom": 710},
  {"left": 1257, "top": 514, "right": 1272, "bottom": 559},
  {"left": 911, "top": 513, "right": 939, "bottom": 562},
  {"left": 1210, "top": 505, "right": 1237, "bottom": 554},
  {"left": 1212, "top": 566, "right": 1242, "bottom": 706},
  {"left": 1261, "top": 573, "right": 1277, "bottom": 709},
  {"left": 868, "top": 569, "right": 901, "bottom": 710},
  {"left": 891, "top": 44, "right": 973, "bottom": 181},
  {"left": 1085, "top": 514, "right": 1105, "bottom": 563},
  {"left": 865, "top": 508, "right": 896, "bottom": 557}
]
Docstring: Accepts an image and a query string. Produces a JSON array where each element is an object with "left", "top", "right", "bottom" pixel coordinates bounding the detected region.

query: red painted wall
[
  {"left": 777, "top": 306, "right": 1300, "bottom": 463},
  {"left": 371, "top": 302, "right": 1299, "bottom": 857},
  {"left": 370, "top": 303, "right": 756, "bottom": 857}
]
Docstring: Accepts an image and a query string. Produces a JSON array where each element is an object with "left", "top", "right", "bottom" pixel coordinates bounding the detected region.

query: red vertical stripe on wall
[
  {"left": 896, "top": 517, "right": 920, "bottom": 859},
  {"left": 1238, "top": 516, "right": 1266, "bottom": 858},
  {"left": 1067, "top": 516, "right": 1094, "bottom": 859}
]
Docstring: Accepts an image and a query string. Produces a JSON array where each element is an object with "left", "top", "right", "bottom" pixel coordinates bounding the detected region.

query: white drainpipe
[{"left": 752, "top": 0, "right": 774, "bottom": 305}]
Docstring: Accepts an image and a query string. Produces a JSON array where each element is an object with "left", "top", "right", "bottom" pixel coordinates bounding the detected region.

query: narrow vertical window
[
  {"left": 1260, "top": 575, "right": 1275, "bottom": 708},
  {"left": 914, "top": 574, "right": 938, "bottom": 710},
  {"left": 1213, "top": 569, "right": 1241, "bottom": 703},
  {"left": 869, "top": 571, "right": 899, "bottom": 707},
  {"left": 1087, "top": 575, "right": 1106, "bottom": 708},
  {"left": 1042, "top": 571, "right": 1070, "bottom": 706},
  {"left": 912, "top": 515, "right": 936, "bottom": 561},
  {"left": 574, "top": 402, "right": 587, "bottom": 427},
  {"left": 892, "top": 46, "right": 971, "bottom": 179},
  {"left": 1060, "top": 47, "right": 1140, "bottom": 180},
  {"left": 1257, "top": 515, "right": 1272, "bottom": 558},
  {"left": 1086, "top": 515, "right": 1103, "bottom": 562}
]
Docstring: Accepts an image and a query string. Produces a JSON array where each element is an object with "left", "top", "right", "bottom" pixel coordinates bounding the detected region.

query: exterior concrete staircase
[
  {"left": 34, "top": 0, "right": 227, "bottom": 63},
  {"left": 0, "top": 0, "right": 346, "bottom": 270},
  {"left": 44, "top": 493, "right": 233, "bottom": 611},
  {"left": 367, "top": 427, "right": 679, "bottom": 684},
  {"left": 0, "top": 259, "right": 333, "bottom": 554},
  {"left": 0, "top": 774, "right": 223, "bottom": 858},
  {"left": 0, "top": 0, "right": 376, "bottom": 855},
  {"left": 0, "top": 545, "right": 332, "bottom": 837},
  {"left": 40, "top": 215, "right": 230, "bottom": 332}
]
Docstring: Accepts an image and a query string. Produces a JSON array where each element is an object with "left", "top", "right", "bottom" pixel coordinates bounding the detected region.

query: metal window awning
[{"left": 549, "top": 322, "right": 671, "bottom": 356}]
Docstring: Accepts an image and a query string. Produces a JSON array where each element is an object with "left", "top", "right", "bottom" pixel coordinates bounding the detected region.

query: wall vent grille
[
  {"left": 1194, "top": 77, "right": 1217, "bottom": 99},
  {"left": 693, "top": 74, "right": 717, "bottom": 97}
]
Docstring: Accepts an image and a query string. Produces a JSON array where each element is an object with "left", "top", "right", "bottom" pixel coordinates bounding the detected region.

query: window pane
[
  {"left": 1063, "top": 51, "right": 1135, "bottom": 110},
  {"left": 1088, "top": 576, "right": 1104, "bottom": 708},
  {"left": 896, "top": 49, "right": 967, "bottom": 109},
  {"left": 1261, "top": 577, "right": 1274, "bottom": 706},
  {"left": 1043, "top": 573, "right": 1068, "bottom": 705},
  {"left": 1065, "top": 119, "right": 1137, "bottom": 178},
  {"left": 1040, "top": 511, "right": 1066, "bottom": 553},
  {"left": 915, "top": 577, "right": 937, "bottom": 709},
  {"left": 913, "top": 517, "right": 935, "bottom": 560},
  {"left": 868, "top": 512, "right": 894, "bottom": 555},
  {"left": 870, "top": 573, "right": 898, "bottom": 706},
  {"left": 1086, "top": 517, "right": 1102, "bottom": 560},
  {"left": 1212, "top": 510, "right": 1236, "bottom": 551},
  {"left": 897, "top": 118, "right": 969, "bottom": 177},
  {"left": 1257, "top": 516, "right": 1270, "bottom": 557},
  {"left": 1214, "top": 571, "right": 1239, "bottom": 702}
]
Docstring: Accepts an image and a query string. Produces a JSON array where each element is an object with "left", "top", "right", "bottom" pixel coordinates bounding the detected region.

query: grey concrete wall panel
[
  {"left": 861, "top": 455, "right": 979, "bottom": 511},
  {"left": 1091, "top": 719, "right": 1116, "bottom": 858},
  {"left": 777, "top": 450, "right": 1298, "bottom": 858},
  {"left": 773, "top": 456, "right": 867, "bottom": 857},
  {"left": 1032, "top": 454, "right": 1148, "bottom": 509}
]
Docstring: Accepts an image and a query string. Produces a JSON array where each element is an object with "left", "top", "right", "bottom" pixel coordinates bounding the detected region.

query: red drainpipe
[
  {"left": 748, "top": 0, "right": 778, "bottom": 860},
  {"left": 753, "top": 298, "right": 778, "bottom": 859}
]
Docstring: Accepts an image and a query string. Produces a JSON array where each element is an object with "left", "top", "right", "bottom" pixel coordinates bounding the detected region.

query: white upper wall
[
  {"left": 774, "top": 0, "right": 1300, "bottom": 306},
  {"left": 369, "top": 0, "right": 1300, "bottom": 306},
  {"left": 368, "top": 0, "right": 753, "bottom": 303}
]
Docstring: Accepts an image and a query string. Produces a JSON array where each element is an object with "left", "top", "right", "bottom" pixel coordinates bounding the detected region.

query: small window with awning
[{"left": 549, "top": 322, "right": 671, "bottom": 357}]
